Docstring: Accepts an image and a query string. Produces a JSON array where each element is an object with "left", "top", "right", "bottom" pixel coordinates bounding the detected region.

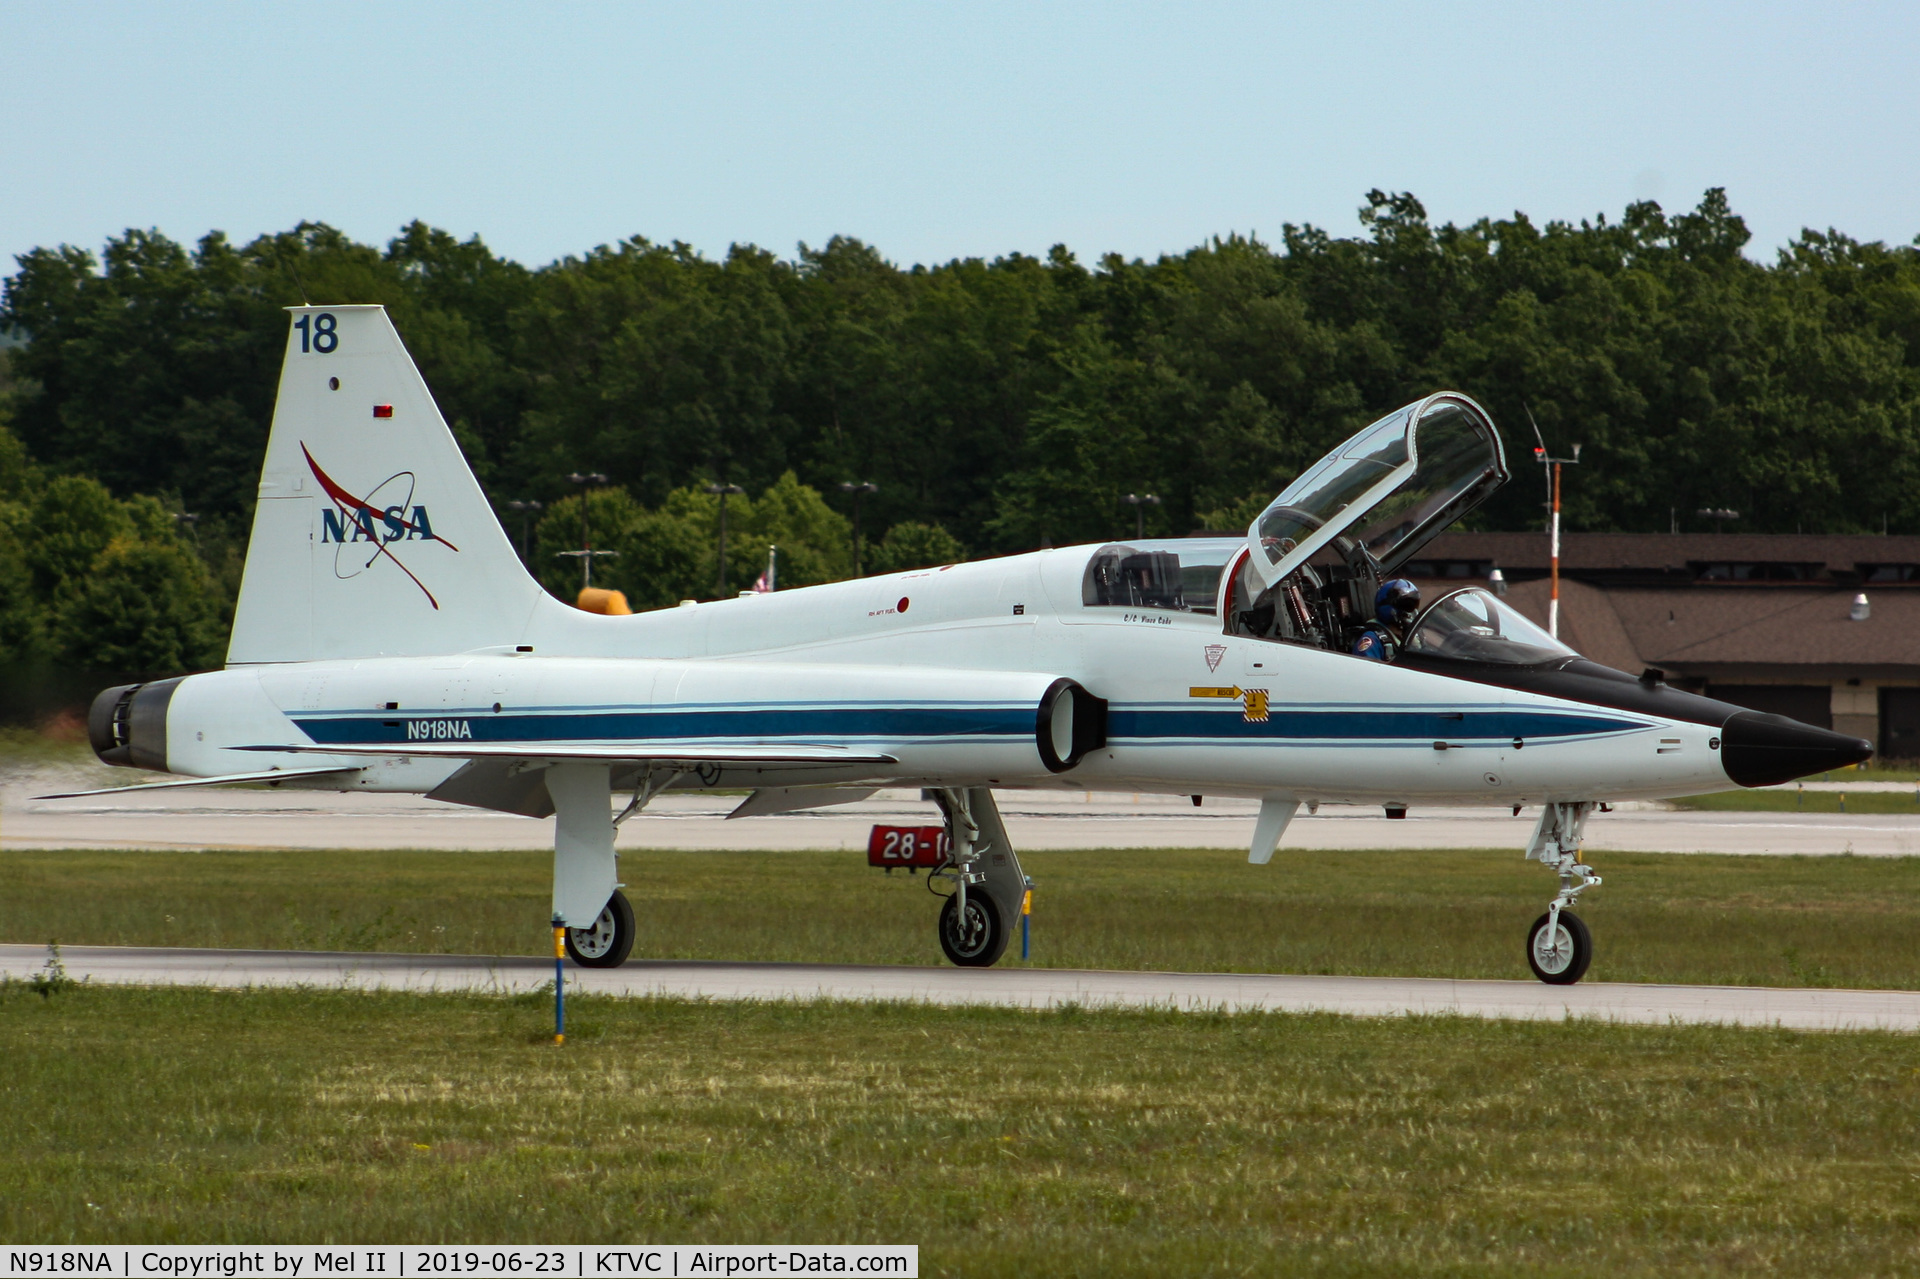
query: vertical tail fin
[{"left": 227, "top": 305, "right": 543, "bottom": 663}]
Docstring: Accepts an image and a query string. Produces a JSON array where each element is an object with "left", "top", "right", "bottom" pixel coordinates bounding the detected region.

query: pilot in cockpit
[{"left": 1352, "top": 579, "right": 1420, "bottom": 661}]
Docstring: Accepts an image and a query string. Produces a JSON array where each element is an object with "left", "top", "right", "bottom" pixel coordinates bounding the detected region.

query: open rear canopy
[{"left": 1244, "top": 393, "right": 1508, "bottom": 590}]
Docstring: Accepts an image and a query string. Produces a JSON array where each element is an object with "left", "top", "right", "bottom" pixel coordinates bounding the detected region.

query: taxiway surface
[
  {"left": 5, "top": 943, "right": 1916, "bottom": 1032},
  {"left": 7, "top": 771, "right": 1918, "bottom": 856}
]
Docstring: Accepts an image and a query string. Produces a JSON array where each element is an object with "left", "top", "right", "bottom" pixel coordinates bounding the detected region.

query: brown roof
[
  {"left": 1492, "top": 578, "right": 1920, "bottom": 676},
  {"left": 1499, "top": 579, "right": 1644, "bottom": 672},
  {"left": 1422, "top": 531, "right": 1920, "bottom": 574}
]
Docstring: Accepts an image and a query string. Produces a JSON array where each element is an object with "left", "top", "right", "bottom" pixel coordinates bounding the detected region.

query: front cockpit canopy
[
  {"left": 1246, "top": 394, "right": 1508, "bottom": 591},
  {"left": 1403, "top": 586, "right": 1576, "bottom": 667}
]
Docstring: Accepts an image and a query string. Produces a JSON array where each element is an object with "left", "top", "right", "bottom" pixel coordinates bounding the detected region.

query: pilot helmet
[{"left": 1375, "top": 579, "right": 1421, "bottom": 627}]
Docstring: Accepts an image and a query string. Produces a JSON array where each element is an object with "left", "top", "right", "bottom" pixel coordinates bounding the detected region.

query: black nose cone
[{"left": 1721, "top": 710, "right": 1874, "bottom": 788}]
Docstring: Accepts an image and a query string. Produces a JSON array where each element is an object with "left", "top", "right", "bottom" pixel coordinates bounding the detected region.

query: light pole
[
  {"left": 172, "top": 511, "right": 200, "bottom": 548},
  {"left": 1120, "top": 493, "right": 1161, "bottom": 540},
  {"left": 506, "top": 499, "right": 543, "bottom": 565},
  {"left": 705, "top": 482, "right": 745, "bottom": 596},
  {"left": 838, "top": 481, "right": 878, "bottom": 575},
  {"left": 1697, "top": 507, "right": 1740, "bottom": 531},
  {"left": 555, "top": 473, "right": 616, "bottom": 589},
  {"left": 1526, "top": 420, "right": 1581, "bottom": 639}
]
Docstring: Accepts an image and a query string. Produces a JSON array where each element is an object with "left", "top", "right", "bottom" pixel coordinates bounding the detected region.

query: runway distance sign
[{"left": 867, "top": 825, "right": 948, "bottom": 868}]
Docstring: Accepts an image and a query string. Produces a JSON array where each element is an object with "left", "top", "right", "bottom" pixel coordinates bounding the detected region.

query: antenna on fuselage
[{"left": 284, "top": 257, "right": 313, "bottom": 307}]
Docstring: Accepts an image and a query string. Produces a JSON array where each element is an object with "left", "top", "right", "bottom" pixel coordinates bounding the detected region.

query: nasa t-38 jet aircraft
[{"left": 58, "top": 306, "right": 1872, "bottom": 985}]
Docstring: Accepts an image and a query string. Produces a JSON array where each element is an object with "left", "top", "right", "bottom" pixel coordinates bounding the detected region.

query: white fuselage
[{"left": 163, "top": 546, "right": 1737, "bottom": 808}]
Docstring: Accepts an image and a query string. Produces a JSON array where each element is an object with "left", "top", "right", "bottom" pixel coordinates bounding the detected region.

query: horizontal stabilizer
[
  {"left": 36, "top": 765, "right": 363, "bottom": 800},
  {"left": 236, "top": 742, "right": 898, "bottom": 766}
]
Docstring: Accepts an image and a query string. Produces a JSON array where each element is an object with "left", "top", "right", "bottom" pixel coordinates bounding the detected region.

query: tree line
[{"left": 5, "top": 187, "right": 1920, "bottom": 672}]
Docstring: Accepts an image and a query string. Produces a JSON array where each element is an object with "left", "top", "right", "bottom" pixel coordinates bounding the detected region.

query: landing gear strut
[
  {"left": 545, "top": 762, "right": 678, "bottom": 970},
  {"left": 929, "top": 787, "right": 1027, "bottom": 968},
  {"left": 1524, "top": 801, "right": 1601, "bottom": 985}
]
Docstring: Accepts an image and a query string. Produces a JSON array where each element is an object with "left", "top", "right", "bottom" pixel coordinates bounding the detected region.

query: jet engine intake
[
  {"left": 1036, "top": 678, "right": 1108, "bottom": 773},
  {"left": 88, "top": 677, "right": 185, "bottom": 772}
]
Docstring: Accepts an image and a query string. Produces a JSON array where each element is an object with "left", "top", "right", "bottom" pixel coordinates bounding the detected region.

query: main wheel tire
[
  {"left": 939, "top": 892, "right": 1009, "bottom": 968},
  {"left": 1526, "top": 909, "right": 1592, "bottom": 985},
  {"left": 565, "top": 889, "right": 636, "bottom": 968}
]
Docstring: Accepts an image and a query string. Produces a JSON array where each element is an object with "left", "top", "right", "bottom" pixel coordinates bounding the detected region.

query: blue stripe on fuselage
[
  {"left": 1112, "top": 706, "right": 1641, "bottom": 742},
  {"left": 294, "top": 705, "right": 1035, "bottom": 746},
  {"left": 292, "top": 702, "right": 1647, "bottom": 747}
]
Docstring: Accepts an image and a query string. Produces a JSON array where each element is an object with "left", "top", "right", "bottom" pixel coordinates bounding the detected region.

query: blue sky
[{"left": 5, "top": 1, "right": 1917, "bottom": 272}]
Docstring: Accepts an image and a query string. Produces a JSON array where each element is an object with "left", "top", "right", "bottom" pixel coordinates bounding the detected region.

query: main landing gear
[
  {"left": 929, "top": 787, "right": 1028, "bottom": 968},
  {"left": 1525, "top": 801, "right": 1601, "bottom": 985},
  {"left": 565, "top": 888, "right": 635, "bottom": 967},
  {"left": 940, "top": 892, "right": 1007, "bottom": 966},
  {"left": 544, "top": 762, "right": 679, "bottom": 969}
]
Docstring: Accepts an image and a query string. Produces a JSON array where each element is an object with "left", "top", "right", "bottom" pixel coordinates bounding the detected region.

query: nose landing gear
[
  {"left": 1526, "top": 908, "right": 1591, "bottom": 984},
  {"left": 1525, "top": 801, "right": 1601, "bottom": 985}
]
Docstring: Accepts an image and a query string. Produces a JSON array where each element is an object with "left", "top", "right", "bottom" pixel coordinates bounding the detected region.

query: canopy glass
[
  {"left": 1402, "top": 586, "right": 1577, "bottom": 666},
  {"left": 1081, "top": 540, "right": 1239, "bottom": 615},
  {"left": 1245, "top": 394, "right": 1508, "bottom": 590}
]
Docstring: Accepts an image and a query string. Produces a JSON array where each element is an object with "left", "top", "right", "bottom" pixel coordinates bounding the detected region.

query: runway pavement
[
  {"left": 6, "top": 942, "right": 1918, "bottom": 1031},
  {"left": 7, "top": 765, "right": 1920, "bottom": 856}
]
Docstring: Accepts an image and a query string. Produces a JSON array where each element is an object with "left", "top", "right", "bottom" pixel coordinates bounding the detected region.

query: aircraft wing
[{"left": 35, "top": 765, "right": 363, "bottom": 800}]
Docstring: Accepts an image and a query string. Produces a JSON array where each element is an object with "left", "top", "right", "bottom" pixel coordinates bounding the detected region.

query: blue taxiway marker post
[
  {"left": 1021, "top": 889, "right": 1032, "bottom": 961},
  {"left": 552, "top": 917, "right": 566, "bottom": 1045}
]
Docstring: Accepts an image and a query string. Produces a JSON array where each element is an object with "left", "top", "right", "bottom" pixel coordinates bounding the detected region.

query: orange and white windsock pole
[
  {"left": 1527, "top": 408, "right": 1580, "bottom": 640},
  {"left": 1549, "top": 461, "right": 1562, "bottom": 638}
]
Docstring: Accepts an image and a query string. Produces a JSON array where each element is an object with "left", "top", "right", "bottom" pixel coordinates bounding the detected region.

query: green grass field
[
  {"left": 1841, "top": 760, "right": 1920, "bottom": 782},
  {"left": 8, "top": 845, "right": 1920, "bottom": 989},
  {"left": 4, "top": 983, "right": 1919, "bottom": 1273},
  {"left": 1673, "top": 787, "right": 1920, "bottom": 813}
]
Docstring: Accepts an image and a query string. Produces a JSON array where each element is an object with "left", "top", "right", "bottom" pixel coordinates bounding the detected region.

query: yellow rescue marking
[{"left": 1190, "top": 684, "right": 1270, "bottom": 723}]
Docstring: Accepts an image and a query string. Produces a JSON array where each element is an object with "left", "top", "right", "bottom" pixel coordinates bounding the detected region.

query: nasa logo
[
  {"left": 320, "top": 506, "right": 438, "bottom": 544},
  {"left": 302, "top": 443, "right": 461, "bottom": 610}
]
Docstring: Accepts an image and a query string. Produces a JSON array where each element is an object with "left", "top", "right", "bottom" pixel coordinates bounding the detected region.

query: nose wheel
[
  {"left": 1523, "top": 802, "right": 1602, "bottom": 985},
  {"left": 564, "top": 889, "right": 635, "bottom": 967},
  {"left": 1526, "top": 910, "right": 1592, "bottom": 984}
]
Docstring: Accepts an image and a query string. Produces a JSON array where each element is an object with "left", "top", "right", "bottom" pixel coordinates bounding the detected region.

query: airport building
[{"left": 1404, "top": 533, "right": 1920, "bottom": 757}]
